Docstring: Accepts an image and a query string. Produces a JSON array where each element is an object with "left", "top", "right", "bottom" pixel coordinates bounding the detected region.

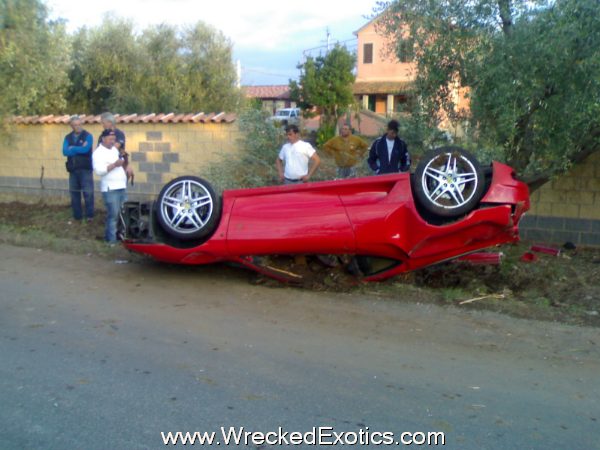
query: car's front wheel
[
  {"left": 156, "top": 176, "right": 221, "bottom": 240},
  {"left": 413, "top": 147, "right": 485, "bottom": 218}
]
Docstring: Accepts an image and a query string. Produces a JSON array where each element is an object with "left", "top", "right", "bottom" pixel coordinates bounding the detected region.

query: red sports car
[{"left": 120, "top": 147, "right": 529, "bottom": 281}]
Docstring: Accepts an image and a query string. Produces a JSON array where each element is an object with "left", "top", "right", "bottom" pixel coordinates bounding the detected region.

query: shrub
[{"left": 204, "top": 108, "right": 285, "bottom": 191}]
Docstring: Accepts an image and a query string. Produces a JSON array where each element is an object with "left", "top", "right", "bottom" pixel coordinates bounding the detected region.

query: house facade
[{"left": 353, "top": 18, "right": 416, "bottom": 116}]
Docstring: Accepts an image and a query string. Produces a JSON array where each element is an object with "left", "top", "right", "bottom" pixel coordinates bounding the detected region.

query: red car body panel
[{"left": 124, "top": 161, "right": 529, "bottom": 281}]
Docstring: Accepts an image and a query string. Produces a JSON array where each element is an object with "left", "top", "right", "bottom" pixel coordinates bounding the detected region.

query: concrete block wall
[
  {"left": 520, "top": 152, "right": 600, "bottom": 246},
  {"left": 0, "top": 121, "right": 241, "bottom": 204}
]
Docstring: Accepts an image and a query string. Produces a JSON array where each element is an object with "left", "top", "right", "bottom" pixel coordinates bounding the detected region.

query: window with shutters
[
  {"left": 363, "top": 43, "right": 373, "bottom": 64},
  {"left": 398, "top": 39, "right": 414, "bottom": 63}
]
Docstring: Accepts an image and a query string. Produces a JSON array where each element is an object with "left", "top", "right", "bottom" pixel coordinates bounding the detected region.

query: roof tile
[
  {"left": 158, "top": 113, "right": 171, "bottom": 123},
  {"left": 121, "top": 113, "right": 138, "bottom": 122},
  {"left": 243, "top": 85, "right": 291, "bottom": 100},
  {"left": 202, "top": 113, "right": 216, "bottom": 123},
  {"left": 170, "top": 113, "right": 185, "bottom": 123},
  {"left": 11, "top": 112, "right": 237, "bottom": 125},
  {"left": 191, "top": 112, "right": 205, "bottom": 122}
]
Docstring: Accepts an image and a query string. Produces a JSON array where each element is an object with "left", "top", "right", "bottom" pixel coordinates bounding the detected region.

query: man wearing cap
[
  {"left": 367, "top": 119, "right": 411, "bottom": 174},
  {"left": 99, "top": 112, "right": 135, "bottom": 184},
  {"left": 62, "top": 115, "right": 95, "bottom": 222},
  {"left": 92, "top": 130, "right": 128, "bottom": 243}
]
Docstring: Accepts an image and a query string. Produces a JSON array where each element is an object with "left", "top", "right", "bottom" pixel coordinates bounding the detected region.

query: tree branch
[
  {"left": 523, "top": 127, "right": 600, "bottom": 192},
  {"left": 497, "top": 0, "right": 513, "bottom": 35},
  {"left": 507, "top": 85, "right": 557, "bottom": 171}
]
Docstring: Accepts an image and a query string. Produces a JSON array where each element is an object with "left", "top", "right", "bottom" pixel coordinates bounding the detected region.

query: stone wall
[
  {"left": 0, "top": 121, "right": 241, "bottom": 203},
  {"left": 520, "top": 152, "right": 600, "bottom": 246}
]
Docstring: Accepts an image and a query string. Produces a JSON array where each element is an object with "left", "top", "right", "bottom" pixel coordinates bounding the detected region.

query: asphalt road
[{"left": 1, "top": 244, "right": 599, "bottom": 449}]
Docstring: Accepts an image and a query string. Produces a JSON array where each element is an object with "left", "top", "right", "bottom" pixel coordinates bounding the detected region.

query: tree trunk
[
  {"left": 506, "top": 84, "right": 557, "bottom": 173},
  {"left": 523, "top": 128, "right": 600, "bottom": 192},
  {"left": 497, "top": 0, "right": 513, "bottom": 36}
]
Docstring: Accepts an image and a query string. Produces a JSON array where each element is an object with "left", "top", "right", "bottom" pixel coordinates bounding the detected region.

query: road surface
[{"left": 1, "top": 244, "right": 599, "bottom": 449}]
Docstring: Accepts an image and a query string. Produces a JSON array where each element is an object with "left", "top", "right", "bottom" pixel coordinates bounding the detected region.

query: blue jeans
[
  {"left": 69, "top": 169, "right": 94, "bottom": 220},
  {"left": 102, "top": 189, "right": 127, "bottom": 243}
]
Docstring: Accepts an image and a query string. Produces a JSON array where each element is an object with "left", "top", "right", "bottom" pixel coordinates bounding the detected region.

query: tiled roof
[
  {"left": 11, "top": 112, "right": 237, "bottom": 125},
  {"left": 353, "top": 81, "right": 414, "bottom": 95},
  {"left": 243, "top": 85, "right": 290, "bottom": 100}
]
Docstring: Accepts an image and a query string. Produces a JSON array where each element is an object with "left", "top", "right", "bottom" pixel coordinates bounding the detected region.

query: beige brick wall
[
  {"left": 529, "top": 152, "right": 600, "bottom": 220},
  {"left": 0, "top": 121, "right": 241, "bottom": 202}
]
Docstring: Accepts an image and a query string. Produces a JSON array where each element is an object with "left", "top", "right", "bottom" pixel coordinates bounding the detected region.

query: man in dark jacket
[
  {"left": 63, "top": 115, "right": 94, "bottom": 221},
  {"left": 367, "top": 119, "right": 411, "bottom": 174}
]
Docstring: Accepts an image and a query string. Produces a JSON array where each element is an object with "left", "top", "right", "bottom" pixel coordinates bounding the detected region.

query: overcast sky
[{"left": 46, "top": 0, "right": 382, "bottom": 85}]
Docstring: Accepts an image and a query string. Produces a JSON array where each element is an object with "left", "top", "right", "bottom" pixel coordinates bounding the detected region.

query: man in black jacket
[
  {"left": 367, "top": 119, "right": 411, "bottom": 174},
  {"left": 62, "top": 115, "right": 94, "bottom": 221}
]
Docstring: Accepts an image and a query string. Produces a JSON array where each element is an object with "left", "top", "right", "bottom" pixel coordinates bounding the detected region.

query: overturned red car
[{"left": 120, "top": 147, "right": 529, "bottom": 281}]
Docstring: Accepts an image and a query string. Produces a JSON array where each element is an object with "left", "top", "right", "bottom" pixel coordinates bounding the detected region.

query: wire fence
[{"left": 0, "top": 183, "right": 156, "bottom": 200}]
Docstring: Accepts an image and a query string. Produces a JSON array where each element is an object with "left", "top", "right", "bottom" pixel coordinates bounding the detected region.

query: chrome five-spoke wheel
[
  {"left": 156, "top": 176, "right": 221, "bottom": 240},
  {"left": 414, "top": 147, "right": 485, "bottom": 218}
]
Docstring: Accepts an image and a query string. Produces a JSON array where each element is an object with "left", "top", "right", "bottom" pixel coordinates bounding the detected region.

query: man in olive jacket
[{"left": 322, "top": 124, "right": 369, "bottom": 178}]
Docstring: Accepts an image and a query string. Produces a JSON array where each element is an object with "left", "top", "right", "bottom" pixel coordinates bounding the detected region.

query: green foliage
[
  {"left": 205, "top": 109, "right": 337, "bottom": 189},
  {"left": 179, "top": 22, "right": 242, "bottom": 113},
  {"left": 67, "top": 18, "right": 242, "bottom": 114},
  {"left": 315, "top": 123, "right": 336, "bottom": 149},
  {"left": 0, "top": 0, "right": 71, "bottom": 118},
  {"left": 67, "top": 15, "right": 142, "bottom": 114},
  {"left": 290, "top": 45, "right": 356, "bottom": 128},
  {"left": 1, "top": 4, "right": 242, "bottom": 118},
  {"left": 136, "top": 24, "right": 185, "bottom": 113},
  {"left": 395, "top": 105, "right": 455, "bottom": 162},
  {"left": 379, "top": 0, "right": 600, "bottom": 187},
  {"left": 204, "top": 109, "right": 284, "bottom": 191}
]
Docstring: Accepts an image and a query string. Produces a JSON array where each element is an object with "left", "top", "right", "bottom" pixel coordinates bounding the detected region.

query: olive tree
[
  {"left": 378, "top": 0, "right": 600, "bottom": 188},
  {"left": 66, "top": 15, "right": 142, "bottom": 114},
  {"left": 0, "top": 0, "right": 71, "bottom": 118},
  {"left": 67, "top": 19, "right": 242, "bottom": 114},
  {"left": 289, "top": 44, "right": 356, "bottom": 139}
]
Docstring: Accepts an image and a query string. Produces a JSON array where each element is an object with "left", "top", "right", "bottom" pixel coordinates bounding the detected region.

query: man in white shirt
[
  {"left": 276, "top": 124, "right": 321, "bottom": 184},
  {"left": 92, "top": 130, "right": 129, "bottom": 243}
]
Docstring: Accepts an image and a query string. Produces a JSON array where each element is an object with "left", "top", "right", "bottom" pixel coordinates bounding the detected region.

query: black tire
[
  {"left": 155, "top": 176, "right": 221, "bottom": 240},
  {"left": 413, "top": 146, "right": 485, "bottom": 218}
]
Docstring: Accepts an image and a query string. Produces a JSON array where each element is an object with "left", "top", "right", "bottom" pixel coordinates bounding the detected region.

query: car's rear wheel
[
  {"left": 156, "top": 176, "right": 221, "bottom": 240},
  {"left": 413, "top": 147, "right": 485, "bottom": 218}
]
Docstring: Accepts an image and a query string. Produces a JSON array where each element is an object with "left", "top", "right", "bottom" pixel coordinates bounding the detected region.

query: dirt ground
[{"left": 1, "top": 201, "right": 599, "bottom": 327}]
